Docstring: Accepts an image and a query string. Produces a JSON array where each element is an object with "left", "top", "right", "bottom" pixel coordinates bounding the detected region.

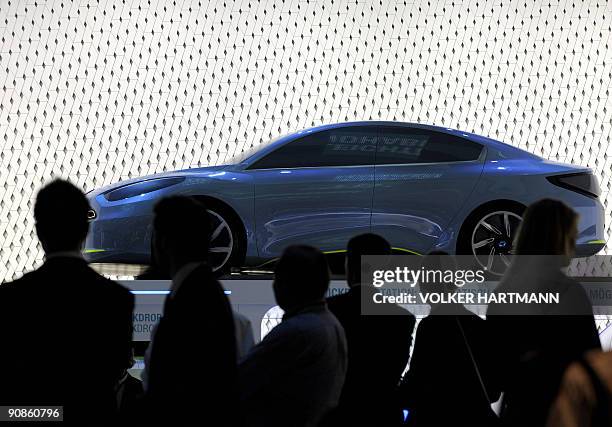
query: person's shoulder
[
  {"left": 326, "top": 291, "right": 351, "bottom": 311},
  {"left": 84, "top": 266, "right": 133, "bottom": 301},
  {"left": 181, "top": 264, "right": 225, "bottom": 295},
  {"left": 282, "top": 307, "right": 335, "bottom": 333},
  {"left": 557, "top": 276, "right": 593, "bottom": 314},
  {"left": 414, "top": 315, "right": 436, "bottom": 334},
  {"left": 562, "top": 276, "right": 589, "bottom": 298},
  {"left": 327, "top": 291, "right": 350, "bottom": 304},
  {"left": 565, "top": 280, "right": 590, "bottom": 302},
  {"left": 0, "top": 269, "right": 40, "bottom": 293},
  {"left": 283, "top": 308, "right": 345, "bottom": 348},
  {"left": 1, "top": 274, "right": 28, "bottom": 290}
]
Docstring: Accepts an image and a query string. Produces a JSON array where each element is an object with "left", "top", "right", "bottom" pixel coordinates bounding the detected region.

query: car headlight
[{"left": 103, "top": 177, "right": 186, "bottom": 202}]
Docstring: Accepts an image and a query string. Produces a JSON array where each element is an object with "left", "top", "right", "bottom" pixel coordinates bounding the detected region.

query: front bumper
[{"left": 83, "top": 192, "right": 156, "bottom": 264}]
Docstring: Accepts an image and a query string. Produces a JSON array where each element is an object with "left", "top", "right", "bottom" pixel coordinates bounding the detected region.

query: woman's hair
[{"left": 514, "top": 199, "right": 578, "bottom": 256}]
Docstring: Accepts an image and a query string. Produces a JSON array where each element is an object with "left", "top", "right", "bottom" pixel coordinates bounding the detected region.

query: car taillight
[{"left": 547, "top": 172, "right": 601, "bottom": 198}]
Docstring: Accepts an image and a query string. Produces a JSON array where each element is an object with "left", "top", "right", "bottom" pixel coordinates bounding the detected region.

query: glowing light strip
[
  {"left": 391, "top": 247, "right": 422, "bottom": 256},
  {"left": 131, "top": 290, "right": 232, "bottom": 295},
  {"left": 323, "top": 247, "right": 422, "bottom": 256}
]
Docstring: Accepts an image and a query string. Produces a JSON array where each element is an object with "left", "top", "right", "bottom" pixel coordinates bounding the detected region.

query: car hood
[{"left": 87, "top": 164, "right": 233, "bottom": 198}]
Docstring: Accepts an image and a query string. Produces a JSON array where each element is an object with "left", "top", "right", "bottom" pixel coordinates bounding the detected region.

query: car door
[
  {"left": 247, "top": 125, "right": 377, "bottom": 258},
  {"left": 372, "top": 126, "right": 485, "bottom": 255}
]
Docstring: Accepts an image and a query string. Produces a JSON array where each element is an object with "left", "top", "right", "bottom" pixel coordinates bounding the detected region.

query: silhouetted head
[
  {"left": 419, "top": 251, "right": 457, "bottom": 298},
  {"left": 346, "top": 233, "right": 391, "bottom": 287},
  {"left": 152, "top": 196, "right": 211, "bottom": 278},
  {"left": 514, "top": 199, "right": 578, "bottom": 260},
  {"left": 273, "top": 245, "right": 330, "bottom": 312},
  {"left": 34, "top": 179, "right": 90, "bottom": 254}
]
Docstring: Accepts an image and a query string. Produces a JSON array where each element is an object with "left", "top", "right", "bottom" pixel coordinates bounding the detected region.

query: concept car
[{"left": 84, "top": 121, "right": 606, "bottom": 274}]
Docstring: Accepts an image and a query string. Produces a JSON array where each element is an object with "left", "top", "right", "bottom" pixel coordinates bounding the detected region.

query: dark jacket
[
  {"left": 326, "top": 285, "right": 416, "bottom": 426},
  {"left": 146, "top": 262, "right": 237, "bottom": 426},
  {"left": 401, "top": 304, "right": 500, "bottom": 427},
  {"left": 0, "top": 256, "right": 134, "bottom": 425},
  {"left": 238, "top": 302, "right": 347, "bottom": 427},
  {"left": 487, "top": 265, "right": 601, "bottom": 427}
]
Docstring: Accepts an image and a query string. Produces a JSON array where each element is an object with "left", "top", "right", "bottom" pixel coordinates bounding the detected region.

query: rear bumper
[
  {"left": 576, "top": 241, "right": 607, "bottom": 257},
  {"left": 574, "top": 197, "right": 607, "bottom": 256}
]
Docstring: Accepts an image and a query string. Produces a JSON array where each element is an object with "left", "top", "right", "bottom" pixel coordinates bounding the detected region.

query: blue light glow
[{"left": 131, "top": 290, "right": 232, "bottom": 295}]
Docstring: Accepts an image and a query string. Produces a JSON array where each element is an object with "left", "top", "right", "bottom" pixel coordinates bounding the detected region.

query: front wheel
[{"left": 206, "top": 206, "right": 245, "bottom": 276}]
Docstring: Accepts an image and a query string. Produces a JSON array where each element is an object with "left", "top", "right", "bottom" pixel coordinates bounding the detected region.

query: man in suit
[
  {"left": 144, "top": 196, "right": 237, "bottom": 426},
  {"left": 326, "top": 234, "right": 416, "bottom": 426},
  {"left": 238, "top": 245, "right": 348, "bottom": 427},
  {"left": 0, "top": 179, "right": 134, "bottom": 425}
]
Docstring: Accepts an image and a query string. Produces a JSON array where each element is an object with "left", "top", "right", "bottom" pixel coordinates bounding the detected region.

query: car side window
[
  {"left": 376, "top": 127, "right": 483, "bottom": 165},
  {"left": 247, "top": 127, "right": 377, "bottom": 169}
]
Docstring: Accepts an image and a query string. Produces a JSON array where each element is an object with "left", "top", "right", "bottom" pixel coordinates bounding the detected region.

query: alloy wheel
[
  {"left": 471, "top": 210, "right": 522, "bottom": 275},
  {"left": 208, "top": 209, "right": 234, "bottom": 272}
]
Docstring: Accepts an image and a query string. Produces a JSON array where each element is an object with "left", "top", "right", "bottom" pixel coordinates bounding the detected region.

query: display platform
[
  {"left": 123, "top": 277, "right": 612, "bottom": 347},
  {"left": 123, "top": 276, "right": 352, "bottom": 343}
]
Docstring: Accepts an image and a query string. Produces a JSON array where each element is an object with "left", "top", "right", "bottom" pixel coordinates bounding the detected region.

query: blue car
[{"left": 84, "top": 121, "right": 606, "bottom": 274}]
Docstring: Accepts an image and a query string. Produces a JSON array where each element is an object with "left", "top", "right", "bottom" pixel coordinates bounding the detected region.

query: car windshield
[
  {"left": 226, "top": 135, "right": 283, "bottom": 165},
  {"left": 228, "top": 144, "right": 262, "bottom": 164}
]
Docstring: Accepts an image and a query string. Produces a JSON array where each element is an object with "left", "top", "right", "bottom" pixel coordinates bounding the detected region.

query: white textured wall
[{"left": 1, "top": 0, "right": 610, "bottom": 282}]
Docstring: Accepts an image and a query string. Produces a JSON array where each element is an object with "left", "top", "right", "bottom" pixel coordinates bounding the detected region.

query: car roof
[{"left": 238, "top": 121, "right": 537, "bottom": 167}]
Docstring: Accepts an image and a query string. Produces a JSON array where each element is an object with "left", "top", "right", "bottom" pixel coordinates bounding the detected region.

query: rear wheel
[{"left": 458, "top": 203, "right": 524, "bottom": 275}]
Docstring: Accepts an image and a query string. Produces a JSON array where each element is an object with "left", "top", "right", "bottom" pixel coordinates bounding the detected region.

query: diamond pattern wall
[{"left": 1, "top": 0, "right": 611, "bottom": 282}]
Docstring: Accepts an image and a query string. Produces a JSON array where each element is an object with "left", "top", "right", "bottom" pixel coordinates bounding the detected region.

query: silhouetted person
[
  {"left": 144, "top": 196, "right": 237, "bottom": 426},
  {"left": 487, "top": 199, "right": 600, "bottom": 426},
  {"left": 401, "top": 252, "right": 500, "bottom": 426},
  {"left": 326, "top": 234, "right": 416, "bottom": 426},
  {"left": 0, "top": 179, "right": 134, "bottom": 425},
  {"left": 139, "top": 227, "right": 252, "bottom": 374},
  {"left": 238, "top": 245, "right": 347, "bottom": 427}
]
